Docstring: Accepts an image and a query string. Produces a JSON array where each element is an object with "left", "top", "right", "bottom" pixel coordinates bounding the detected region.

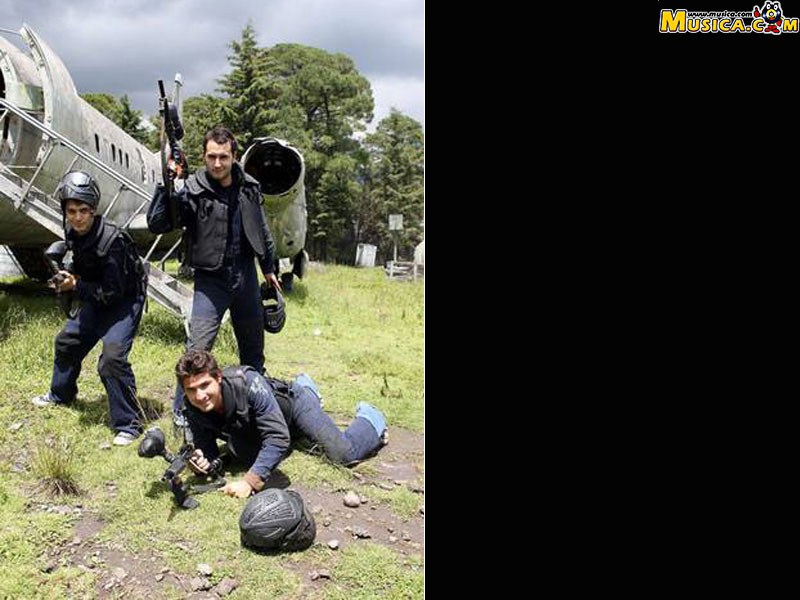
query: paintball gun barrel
[{"left": 158, "top": 80, "right": 188, "bottom": 185}]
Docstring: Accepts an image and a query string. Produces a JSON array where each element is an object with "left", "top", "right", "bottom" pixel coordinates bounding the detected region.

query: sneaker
[
  {"left": 31, "top": 392, "right": 58, "bottom": 407},
  {"left": 112, "top": 431, "right": 138, "bottom": 446}
]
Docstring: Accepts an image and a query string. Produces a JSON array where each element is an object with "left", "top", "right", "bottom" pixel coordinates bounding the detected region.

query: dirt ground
[{"left": 36, "top": 427, "right": 424, "bottom": 598}]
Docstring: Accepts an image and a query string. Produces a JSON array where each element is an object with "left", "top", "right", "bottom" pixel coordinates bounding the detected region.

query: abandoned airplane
[{"left": 0, "top": 24, "right": 308, "bottom": 323}]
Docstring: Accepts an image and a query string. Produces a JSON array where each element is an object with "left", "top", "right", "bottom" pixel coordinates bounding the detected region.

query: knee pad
[
  {"left": 293, "top": 373, "right": 321, "bottom": 402},
  {"left": 54, "top": 329, "right": 81, "bottom": 364},
  {"left": 98, "top": 342, "right": 127, "bottom": 379},
  {"left": 355, "top": 402, "right": 386, "bottom": 437}
]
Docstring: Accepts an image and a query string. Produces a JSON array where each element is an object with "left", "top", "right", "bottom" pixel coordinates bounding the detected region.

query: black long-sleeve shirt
[{"left": 68, "top": 216, "right": 136, "bottom": 306}]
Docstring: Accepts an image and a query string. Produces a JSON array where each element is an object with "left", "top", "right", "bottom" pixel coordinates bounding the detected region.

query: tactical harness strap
[
  {"left": 266, "top": 376, "right": 294, "bottom": 418},
  {"left": 95, "top": 221, "right": 148, "bottom": 295}
]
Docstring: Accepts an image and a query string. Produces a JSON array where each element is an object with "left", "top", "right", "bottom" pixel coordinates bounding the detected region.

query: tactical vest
[
  {"left": 70, "top": 219, "right": 147, "bottom": 297},
  {"left": 183, "top": 166, "right": 268, "bottom": 271},
  {"left": 221, "top": 366, "right": 293, "bottom": 425}
]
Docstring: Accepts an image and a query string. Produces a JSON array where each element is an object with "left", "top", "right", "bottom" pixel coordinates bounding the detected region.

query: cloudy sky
[{"left": 0, "top": 0, "right": 424, "bottom": 129}]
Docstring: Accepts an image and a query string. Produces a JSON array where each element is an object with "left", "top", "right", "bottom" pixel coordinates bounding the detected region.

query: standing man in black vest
[
  {"left": 31, "top": 171, "right": 148, "bottom": 446},
  {"left": 147, "top": 126, "right": 281, "bottom": 427}
]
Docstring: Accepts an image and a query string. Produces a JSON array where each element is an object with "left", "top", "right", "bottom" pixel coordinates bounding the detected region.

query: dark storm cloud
[{"left": 0, "top": 0, "right": 424, "bottom": 126}]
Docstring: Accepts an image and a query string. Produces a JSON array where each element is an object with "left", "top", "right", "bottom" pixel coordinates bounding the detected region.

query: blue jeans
[
  {"left": 228, "top": 380, "right": 382, "bottom": 467},
  {"left": 173, "top": 261, "right": 264, "bottom": 413},
  {"left": 50, "top": 295, "right": 145, "bottom": 436},
  {"left": 288, "top": 381, "right": 382, "bottom": 464},
  {"left": 226, "top": 375, "right": 384, "bottom": 468}
]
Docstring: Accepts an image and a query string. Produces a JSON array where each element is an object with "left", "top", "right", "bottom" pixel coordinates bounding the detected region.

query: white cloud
[
  {"left": 0, "top": 1, "right": 423, "bottom": 129},
  {"left": 369, "top": 76, "right": 425, "bottom": 130}
]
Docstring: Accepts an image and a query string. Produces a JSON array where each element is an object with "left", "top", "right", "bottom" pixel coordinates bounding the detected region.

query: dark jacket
[
  {"left": 186, "top": 366, "right": 290, "bottom": 490},
  {"left": 147, "top": 163, "right": 275, "bottom": 275},
  {"left": 68, "top": 216, "right": 145, "bottom": 306}
]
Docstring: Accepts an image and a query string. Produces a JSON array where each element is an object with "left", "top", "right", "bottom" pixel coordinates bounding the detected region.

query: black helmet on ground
[
  {"left": 260, "top": 282, "right": 286, "bottom": 334},
  {"left": 239, "top": 488, "right": 316, "bottom": 551},
  {"left": 56, "top": 170, "right": 101, "bottom": 212}
]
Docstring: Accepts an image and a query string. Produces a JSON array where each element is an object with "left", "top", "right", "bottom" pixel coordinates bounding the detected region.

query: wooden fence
[{"left": 385, "top": 260, "right": 424, "bottom": 282}]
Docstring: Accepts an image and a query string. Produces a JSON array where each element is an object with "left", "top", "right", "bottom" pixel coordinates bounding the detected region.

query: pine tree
[{"left": 362, "top": 109, "right": 425, "bottom": 262}]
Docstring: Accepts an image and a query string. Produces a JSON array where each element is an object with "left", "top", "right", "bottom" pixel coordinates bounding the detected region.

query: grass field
[{"left": 0, "top": 263, "right": 424, "bottom": 598}]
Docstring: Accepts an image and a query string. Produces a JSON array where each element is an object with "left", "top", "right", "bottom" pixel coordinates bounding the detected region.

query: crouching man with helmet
[
  {"left": 31, "top": 171, "right": 148, "bottom": 447},
  {"left": 176, "top": 348, "right": 388, "bottom": 498}
]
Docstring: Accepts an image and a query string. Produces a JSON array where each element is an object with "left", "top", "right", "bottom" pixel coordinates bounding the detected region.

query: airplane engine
[{"left": 241, "top": 137, "right": 308, "bottom": 289}]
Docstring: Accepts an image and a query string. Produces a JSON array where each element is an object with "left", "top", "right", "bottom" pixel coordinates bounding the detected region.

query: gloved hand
[
  {"left": 188, "top": 448, "right": 211, "bottom": 475},
  {"left": 166, "top": 159, "right": 181, "bottom": 181},
  {"left": 263, "top": 272, "right": 282, "bottom": 292}
]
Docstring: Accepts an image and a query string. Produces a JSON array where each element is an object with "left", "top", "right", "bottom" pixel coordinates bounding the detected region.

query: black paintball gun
[
  {"left": 138, "top": 426, "right": 226, "bottom": 509},
  {"left": 158, "top": 79, "right": 188, "bottom": 184},
  {"left": 44, "top": 240, "right": 79, "bottom": 319},
  {"left": 157, "top": 79, "right": 189, "bottom": 226}
]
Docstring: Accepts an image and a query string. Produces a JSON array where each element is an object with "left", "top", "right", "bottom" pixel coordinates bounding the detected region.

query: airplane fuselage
[
  {"left": 1, "top": 25, "right": 164, "bottom": 249},
  {"left": 1, "top": 24, "right": 307, "bottom": 288}
]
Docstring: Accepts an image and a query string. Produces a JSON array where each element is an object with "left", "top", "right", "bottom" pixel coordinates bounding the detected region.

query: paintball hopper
[
  {"left": 166, "top": 104, "right": 184, "bottom": 140},
  {"left": 138, "top": 426, "right": 167, "bottom": 459},
  {"left": 44, "top": 240, "right": 68, "bottom": 267}
]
